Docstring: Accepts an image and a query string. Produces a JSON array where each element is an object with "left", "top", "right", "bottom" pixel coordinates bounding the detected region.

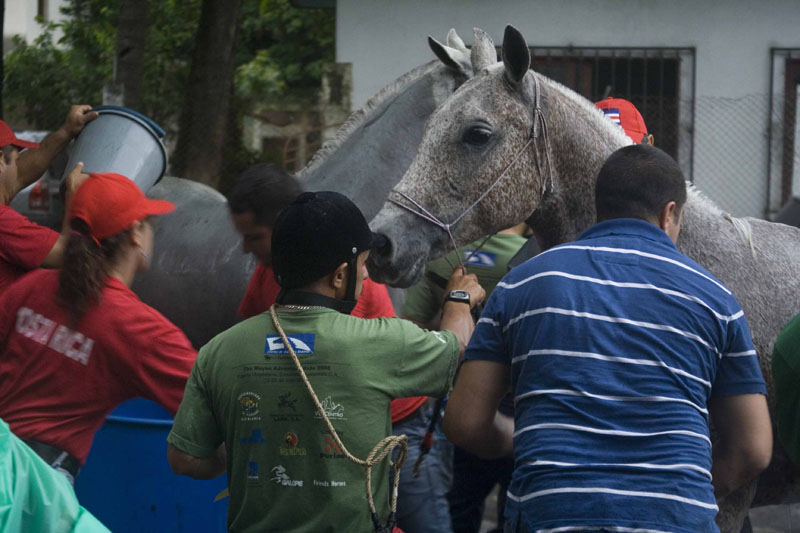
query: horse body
[{"left": 368, "top": 25, "right": 800, "bottom": 531}]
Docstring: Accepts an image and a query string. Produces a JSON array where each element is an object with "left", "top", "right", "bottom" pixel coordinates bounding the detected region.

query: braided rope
[{"left": 269, "top": 305, "right": 408, "bottom": 530}]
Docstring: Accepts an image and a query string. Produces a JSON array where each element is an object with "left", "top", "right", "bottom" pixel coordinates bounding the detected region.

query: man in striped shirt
[{"left": 443, "top": 145, "right": 772, "bottom": 533}]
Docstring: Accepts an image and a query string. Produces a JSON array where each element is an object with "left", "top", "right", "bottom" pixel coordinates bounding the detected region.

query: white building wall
[
  {"left": 336, "top": 0, "right": 800, "bottom": 217},
  {"left": 4, "top": 0, "right": 68, "bottom": 45}
]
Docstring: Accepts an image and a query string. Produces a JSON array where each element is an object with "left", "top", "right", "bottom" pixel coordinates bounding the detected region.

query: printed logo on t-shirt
[
  {"left": 238, "top": 392, "right": 262, "bottom": 421},
  {"left": 320, "top": 434, "right": 345, "bottom": 460},
  {"left": 314, "top": 396, "right": 345, "bottom": 420},
  {"left": 270, "top": 391, "right": 303, "bottom": 423},
  {"left": 313, "top": 479, "right": 347, "bottom": 488},
  {"left": 463, "top": 250, "right": 497, "bottom": 268},
  {"left": 247, "top": 461, "right": 259, "bottom": 481},
  {"left": 270, "top": 465, "right": 303, "bottom": 487},
  {"left": 277, "top": 391, "right": 297, "bottom": 411},
  {"left": 279, "top": 431, "right": 307, "bottom": 456},
  {"left": 14, "top": 307, "right": 95, "bottom": 365},
  {"left": 239, "top": 429, "right": 266, "bottom": 445},
  {"left": 264, "top": 334, "right": 315, "bottom": 354}
]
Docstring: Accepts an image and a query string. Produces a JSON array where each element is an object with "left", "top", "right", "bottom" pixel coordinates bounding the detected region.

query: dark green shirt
[
  {"left": 168, "top": 307, "right": 458, "bottom": 532},
  {"left": 773, "top": 312, "right": 800, "bottom": 464},
  {"left": 403, "top": 233, "right": 528, "bottom": 323}
]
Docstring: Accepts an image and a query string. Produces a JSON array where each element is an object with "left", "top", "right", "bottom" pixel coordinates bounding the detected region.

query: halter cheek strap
[{"left": 387, "top": 72, "right": 553, "bottom": 262}]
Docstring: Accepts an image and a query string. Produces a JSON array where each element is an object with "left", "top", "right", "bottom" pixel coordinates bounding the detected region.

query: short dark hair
[
  {"left": 595, "top": 144, "right": 687, "bottom": 223},
  {"left": 228, "top": 163, "right": 304, "bottom": 227}
]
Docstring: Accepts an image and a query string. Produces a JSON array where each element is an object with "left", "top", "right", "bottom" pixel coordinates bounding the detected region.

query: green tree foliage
[
  {"left": 235, "top": 0, "right": 335, "bottom": 104},
  {"left": 3, "top": 0, "right": 334, "bottom": 176},
  {"left": 4, "top": 1, "right": 117, "bottom": 129},
  {"left": 4, "top": 0, "right": 203, "bottom": 133}
]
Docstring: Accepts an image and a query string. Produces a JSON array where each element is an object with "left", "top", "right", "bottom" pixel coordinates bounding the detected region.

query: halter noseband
[{"left": 388, "top": 72, "right": 554, "bottom": 267}]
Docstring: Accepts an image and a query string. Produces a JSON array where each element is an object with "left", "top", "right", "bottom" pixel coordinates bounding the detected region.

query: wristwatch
[{"left": 445, "top": 289, "right": 471, "bottom": 305}]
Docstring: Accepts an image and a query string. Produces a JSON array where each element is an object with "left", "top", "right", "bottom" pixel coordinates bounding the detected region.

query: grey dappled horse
[
  {"left": 368, "top": 25, "right": 800, "bottom": 532},
  {"left": 10, "top": 30, "right": 473, "bottom": 348}
]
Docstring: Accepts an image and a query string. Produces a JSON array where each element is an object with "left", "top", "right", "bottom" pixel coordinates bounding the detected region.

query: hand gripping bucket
[{"left": 62, "top": 106, "right": 168, "bottom": 193}]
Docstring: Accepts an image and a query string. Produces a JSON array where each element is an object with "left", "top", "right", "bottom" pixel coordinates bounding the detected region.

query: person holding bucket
[
  {"left": 0, "top": 172, "right": 197, "bottom": 483},
  {"left": 0, "top": 105, "right": 98, "bottom": 293}
]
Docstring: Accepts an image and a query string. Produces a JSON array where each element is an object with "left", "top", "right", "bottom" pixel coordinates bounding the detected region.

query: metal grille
[
  {"left": 768, "top": 48, "right": 800, "bottom": 217},
  {"left": 529, "top": 46, "right": 696, "bottom": 179}
]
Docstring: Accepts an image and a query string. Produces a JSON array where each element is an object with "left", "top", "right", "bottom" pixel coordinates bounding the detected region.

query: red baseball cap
[
  {"left": 595, "top": 97, "right": 648, "bottom": 143},
  {"left": 70, "top": 172, "right": 174, "bottom": 241},
  {"left": 0, "top": 120, "right": 40, "bottom": 150}
]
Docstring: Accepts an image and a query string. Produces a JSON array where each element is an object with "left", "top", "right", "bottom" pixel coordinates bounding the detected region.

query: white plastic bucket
[{"left": 62, "top": 106, "right": 168, "bottom": 193}]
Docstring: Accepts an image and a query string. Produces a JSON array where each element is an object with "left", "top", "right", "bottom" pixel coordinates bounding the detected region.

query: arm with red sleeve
[
  {"left": 131, "top": 307, "right": 198, "bottom": 415},
  {"left": 0, "top": 205, "right": 59, "bottom": 272}
]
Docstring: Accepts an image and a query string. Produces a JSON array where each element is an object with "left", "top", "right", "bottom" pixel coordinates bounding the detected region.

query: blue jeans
[
  {"left": 448, "top": 445, "right": 514, "bottom": 533},
  {"left": 392, "top": 403, "right": 454, "bottom": 533}
]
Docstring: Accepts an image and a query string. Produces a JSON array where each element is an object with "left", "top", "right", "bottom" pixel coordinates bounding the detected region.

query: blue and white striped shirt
[{"left": 464, "top": 219, "right": 766, "bottom": 533}]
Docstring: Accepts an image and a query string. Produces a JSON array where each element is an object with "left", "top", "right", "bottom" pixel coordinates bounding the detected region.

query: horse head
[
  {"left": 298, "top": 29, "right": 474, "bottom": 222},
  {"left": 369, "top": 25, "right": 628, "bottom": 287}
]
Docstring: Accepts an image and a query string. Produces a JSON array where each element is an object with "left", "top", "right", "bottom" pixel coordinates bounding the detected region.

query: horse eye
[{"left": 462, "top": 126, "right": 492, "bottom": 146}]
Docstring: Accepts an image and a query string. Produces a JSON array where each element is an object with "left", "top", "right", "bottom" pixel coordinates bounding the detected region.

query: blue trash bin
[{"left": 74, "top": 399, "right": 228, "bottom": 532}]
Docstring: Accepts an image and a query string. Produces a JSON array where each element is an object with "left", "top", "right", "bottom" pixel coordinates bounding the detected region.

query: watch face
[{"left": 447, "top": 289, "right": 470, "bottom": 303}]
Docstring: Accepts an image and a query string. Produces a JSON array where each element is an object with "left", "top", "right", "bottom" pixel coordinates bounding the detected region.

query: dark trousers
[{"left": 448, "top": 445, "right": 514, "bottom": 533}]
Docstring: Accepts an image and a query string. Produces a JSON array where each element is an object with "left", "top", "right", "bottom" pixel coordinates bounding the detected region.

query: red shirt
[
  {"left": 238, "top": 264, "right": 427, "bottom": 422},
  {"left": 0, "top": 205, "right": 59, "bottom": 293},
  {"left": 0, "top": 270, "right": 197, "bottom": 464}
]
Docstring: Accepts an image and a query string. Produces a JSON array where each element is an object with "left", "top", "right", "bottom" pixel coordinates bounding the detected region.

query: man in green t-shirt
[
  {"left": 401, "top": 224, "right": 528, "bottom": 533},
  {"left": 773, "top": 312, "right": 800, "bottom": 466},
  {"left": 166, "top": 191, "right": 485, "bottom": 532}
]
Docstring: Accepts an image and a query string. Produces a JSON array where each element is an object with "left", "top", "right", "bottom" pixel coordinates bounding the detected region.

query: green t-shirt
[
  {"left": 168, "top": 307, "right": 458, "bottom": 532},
  {"left": 403, "top": 233, "right": 528, "bottom": 323},
  {"left": 773, "top": 312, "right": 800, "bottom": 464}
]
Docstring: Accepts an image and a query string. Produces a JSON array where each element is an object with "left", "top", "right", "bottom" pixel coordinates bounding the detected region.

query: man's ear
[{"left": 330, "top": 262, "right": 348, "bottom": 290}]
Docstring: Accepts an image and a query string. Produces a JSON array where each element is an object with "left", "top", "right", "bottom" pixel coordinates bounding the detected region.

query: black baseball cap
[{"left": 272, "top": 191, "right": 387, "bottom": 289}]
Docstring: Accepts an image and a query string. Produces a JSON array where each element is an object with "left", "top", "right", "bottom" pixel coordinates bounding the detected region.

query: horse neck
[
  {"left": 528, "top": 80, "right": 630, "bottom": 248},
  {"left": 297, "top": 61, "right": 466, "bottom": 221}
]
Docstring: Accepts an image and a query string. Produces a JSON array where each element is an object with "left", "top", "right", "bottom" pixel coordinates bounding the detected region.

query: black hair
[
  {"left": 228, "top": 163, "right": 304, "bottom": 227},
  {"left": 57, "top": 219, "right": 130, "bottom": 325},
  {"left": 595, "top": 144, "right": 687, "bottom": 223}
]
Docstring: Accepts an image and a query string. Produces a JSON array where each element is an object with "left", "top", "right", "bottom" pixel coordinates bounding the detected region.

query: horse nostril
[{"left": 373, "top": 233, "right": 390, "bottom": 252}]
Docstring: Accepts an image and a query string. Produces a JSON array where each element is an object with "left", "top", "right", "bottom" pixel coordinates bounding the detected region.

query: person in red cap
[
  {"left": 0, "top": 172, "right": 198, "bottom": 483},
  {"left": 595, "top": 97, "right": 654, "bottom": 146},
  {"left": 0, "top": 105, "right": 98, "bottom": 292}
]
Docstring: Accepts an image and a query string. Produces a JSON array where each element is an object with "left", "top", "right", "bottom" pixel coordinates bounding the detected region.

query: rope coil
[{"left": 269, "top": 305, "right": 408, "bottom": 532}]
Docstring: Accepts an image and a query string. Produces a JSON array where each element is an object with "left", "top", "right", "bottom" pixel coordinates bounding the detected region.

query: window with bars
[
  {"left": 529, "top": 47, "right": 695, "bottom": 178},
  {"left": 768, "top": 49, "right": 800, "bottom": 213}
]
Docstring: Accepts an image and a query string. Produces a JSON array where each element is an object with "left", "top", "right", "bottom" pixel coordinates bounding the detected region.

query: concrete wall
[{"left": 336, "top": 0, "right": 800, "bottom": 217}]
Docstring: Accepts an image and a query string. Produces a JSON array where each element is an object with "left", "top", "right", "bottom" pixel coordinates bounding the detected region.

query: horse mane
[
  {"left": 297, "top": 60, "right": 441, "bottom": 176},
  {"left": 537, "top": 76, "right": 756, "bottom": 257},
  {"left": 687, "top": 183, "right": 756, "bottom": 257},
  {"left": 537, "top": 75, "right": 633, "bottom": 147}
]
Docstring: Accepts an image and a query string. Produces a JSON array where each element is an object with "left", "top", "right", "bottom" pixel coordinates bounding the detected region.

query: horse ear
[
  {"left": 471, "top": 28, "right": 497, "bottom": 72},
  {"left": 446, "top": 28, "right": 469, "bottom": 54},
  {"left": 428, "top": 36, "right": 471, "bottom": 74},
  {"left": 502, "top": 25, "right": 531, "bottom": 88}
]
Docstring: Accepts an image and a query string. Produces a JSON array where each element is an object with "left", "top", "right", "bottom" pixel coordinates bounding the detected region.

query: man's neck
[{"left": 277, "top": 288, "right": 356, "bottom": 315}]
